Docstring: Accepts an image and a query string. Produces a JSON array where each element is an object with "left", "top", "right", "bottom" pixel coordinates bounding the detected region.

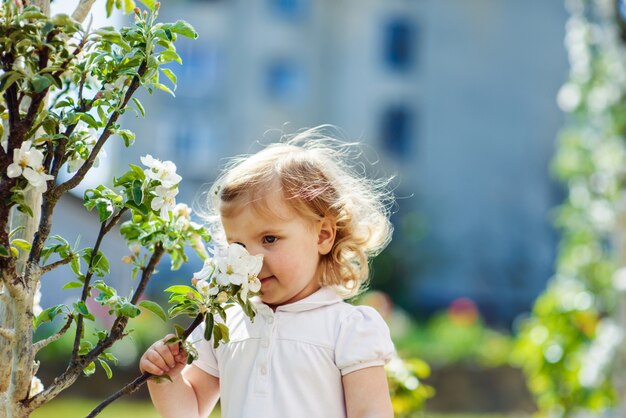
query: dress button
[
  {"left": 267, "top": 316, "right": 274, "bottom": 324},
  {"left": 260, "top": 365, "right": 268, "bottom": 375},
  {"left": 261, "top": 339, "right": 270, "bottom": 348}
]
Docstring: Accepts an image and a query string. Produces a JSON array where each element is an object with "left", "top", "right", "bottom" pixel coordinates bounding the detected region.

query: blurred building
[{"left": 112, "top": 0, "right": 569, "bottom": 325}]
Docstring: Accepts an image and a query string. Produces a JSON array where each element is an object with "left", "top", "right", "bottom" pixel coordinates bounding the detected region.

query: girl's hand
[{"left": 139, "top": 334, "right": 188, "bottom": 378}]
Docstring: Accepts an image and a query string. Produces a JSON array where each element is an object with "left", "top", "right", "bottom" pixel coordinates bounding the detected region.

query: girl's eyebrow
[{"left": 255, "top": 229, "right": 283, "bottom": 237}]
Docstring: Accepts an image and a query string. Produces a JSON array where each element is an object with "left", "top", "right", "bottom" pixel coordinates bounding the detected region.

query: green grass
[
  {"left": 30, "top": 398, "right": 529, "bottom": 418},
  {"left": 31, "top": 399, "right": 220, "bottom": 418}
]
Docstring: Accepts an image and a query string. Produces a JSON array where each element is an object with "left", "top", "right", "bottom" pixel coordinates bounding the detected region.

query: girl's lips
[{"left": 260, "top": 276, "right": 275, "bottom": 283}]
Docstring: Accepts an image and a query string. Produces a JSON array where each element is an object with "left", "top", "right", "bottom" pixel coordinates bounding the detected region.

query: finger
[
  {"left": 175, "top": 352, "right": 187, "bottom": 364},
  {"left": 148, "top": 349, "right": 170, "bottom": 371},
  {"left": 170, "top": 342, "right": 180, "bottom": 356},
  {"left": 155, "top": 344, "right": 177, "bottom": 368},
  {"left": 141, "top": 359, "right": 164, "bottom": 375}
]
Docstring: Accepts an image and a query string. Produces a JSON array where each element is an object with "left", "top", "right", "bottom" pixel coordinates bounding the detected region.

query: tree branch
[
  {"left": 0, "top": 327, "right": 15, "bottom": 341},
  {"left": 26, "top": 243, "right": 167, "bottom": 412},
  {"left": 71, "top": 221, "right": 107, "bottom": 360},
  {"left": 86, "top": 314, "right": 205, "bottom": 418},
  {"left": 33, "top": 316, "right": 73, "bottom": 354},
  {"left": 84, "top": 243, "right": 165, "bottom": 362},
  {"left": 40, "top": 255, "right": 73, "bottom": 274},
  {"left": 72, "top": 0, "right": 97, "bottom": 24},
  {"left": 54, "top": 61, "right": 147, "bottom": 197}
]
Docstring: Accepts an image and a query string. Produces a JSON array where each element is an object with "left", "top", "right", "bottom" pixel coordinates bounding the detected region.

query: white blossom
[
  {"left": 141, "top": 154, "right": 182, "bottom": 188},
  {"left": 151, "top": 185, "right": 178, "bottom": 220},
  {"left": 191, "top": 243, "right": 263, "bottom": 301},
  {"left": 7, "top": 141, "right": 54, "bottom": 192},
  {"left": 194, "top": 259, "right": 216, "bottom": 282}
]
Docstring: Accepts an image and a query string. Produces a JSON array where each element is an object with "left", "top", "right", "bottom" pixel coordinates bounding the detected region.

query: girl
[{"left": 140, "top": 127, "right": 396, "bottom": 418}]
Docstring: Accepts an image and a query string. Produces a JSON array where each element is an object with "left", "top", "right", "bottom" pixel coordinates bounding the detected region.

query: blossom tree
[{"left": 0, "top": 1, "right": 263, "bottom": 417}]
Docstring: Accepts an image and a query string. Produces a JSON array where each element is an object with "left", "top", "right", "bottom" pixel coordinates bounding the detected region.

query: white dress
[{"left": 189, "top": 287, "right": 395, "bottom": 418}]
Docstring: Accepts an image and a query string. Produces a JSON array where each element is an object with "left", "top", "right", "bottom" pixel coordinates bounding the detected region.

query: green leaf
[
  {"left": 0, "top": 244, "right": 9, "bottom": 258},
  {"left": 77, "top": 112, "right": 99, "bottom": 129},
  {"left": 174, "top": 324, "right": 185, "bottom": 338},
  {"left": 165, "top": 285, "right": 198, "bottom": 296},
  {"left": 123, "top": 0, "right": 136, "bottom": 13},
  {"left": 9, "top": 226, "right": 25, "bottom": 239},
  {"left": 106, "top": 0, "right": 115, "bottom": 17},
  {"left": 83, "top": 361, "right": 96, "bottom": 376},
  {"left": 160, "top": 68, "right": 177, "bottom": 87},
  {"left": 212, "top": 325, "right": 222, "bottom": 349},
  {"left": 34, "top": 305, "right": 66, "bottom": 329},
  {"left": 74, "top": 301, "right": 90, "bottom": 316},
  {"left": 204, "top": 313, "right": 214, "bottom": 341},
  {"left": 139, "top": 300, "right": 167, "bottom": 322},
  {"left": 0, "top": 71, "right": 23, "bottom": 93},
  {"left": 118, "top": 302, "right": 141, "bottom": 318},
  {"left": 153, "top": 82, "right": 175, "bottom": 97},
  {"left": 98, "top": 358, "right": 113, "bottom": 379},
  {"left": 95, "top": 199, "right": 114, "bottom": 222},
  {"left": 170, "top": 20, "right": 198, "bottom": 39},
  {"left": 216, "top": 322, "right": 229, "bottom": 343},
  {"left": 159, "top": 50, "right": 182, "bottom": 65},
  {"left": 139, "top": 0, "right": 156, "bottom": 10},
  {"left": 70, "top": 256, "right": 81, "bottom": 276},
  {"left": 10, "top": 239, "right": 30, "bottom": 252},
  {"left": 132, "top": 97, "right": 145, "bottom": 117},
  {"left": 63, "top": 281, "right": 84, "bottom": 290},
  {"left": 21, "top": 10, "right": 48, "bottom": 20}
]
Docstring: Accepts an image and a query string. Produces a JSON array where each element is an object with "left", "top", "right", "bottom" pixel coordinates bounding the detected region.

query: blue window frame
[
  {"left": 384, "top": 18, "right": 415, "bottom": 72},
  {"left": 265, "top": 59, "right": 304, "bottom": 102},
  {"left": 380, "top": 105, "right": 414, "bottom": 157},
  {"left": 269, "top": 0, "right": 308, "bottom": 20}
]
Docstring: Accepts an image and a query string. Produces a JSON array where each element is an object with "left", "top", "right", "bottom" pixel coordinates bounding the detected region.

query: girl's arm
[
  {"left": 147, "top": 365, "right": 220, "bottom": 418},
  {"left": 342, "top": 366, "right": 393, "bottom": 418},
  {"left": 141, "top": 335, "right": 220, "bottom": 417}
]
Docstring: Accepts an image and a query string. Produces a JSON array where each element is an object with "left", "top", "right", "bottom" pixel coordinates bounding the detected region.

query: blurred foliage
[
  {"left": 387, "top": 357, "right": 435, "bottom": 417},
  {"left": 356, "top": 291, "right": 435, "bottom": 414},
  {"left": 513, "top": 1, "right": 626, "bottom": 416},
  {"left": 394, "top": 298, "right": 513, "bottom": 367}
]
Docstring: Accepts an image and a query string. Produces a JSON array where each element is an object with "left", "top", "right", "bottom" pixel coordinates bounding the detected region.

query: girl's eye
[{"left": 263, "top": 236, "right": 278, "bottom": 244}]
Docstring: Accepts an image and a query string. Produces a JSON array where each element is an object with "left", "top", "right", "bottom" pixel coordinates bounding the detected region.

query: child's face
[{"left": 221, "top": 189, "right": 333, "bottom": 308}]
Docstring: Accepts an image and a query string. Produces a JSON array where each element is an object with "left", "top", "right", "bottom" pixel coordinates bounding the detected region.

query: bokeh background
[{"left": 33, "top": 0, "right": 584, "bottom": 416}]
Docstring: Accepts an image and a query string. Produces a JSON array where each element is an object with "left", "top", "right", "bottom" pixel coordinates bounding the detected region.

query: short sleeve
[
  {"left": 188, "top": 322, "right": 220, "bottom": 378},
  {"left": 335, "top": 306, "right": 396, "bottom": 376}
]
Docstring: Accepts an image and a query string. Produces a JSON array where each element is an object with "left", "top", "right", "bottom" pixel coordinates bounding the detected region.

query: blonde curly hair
[{"left": 203, "top": 126, "right": 395, "bottom": 298}]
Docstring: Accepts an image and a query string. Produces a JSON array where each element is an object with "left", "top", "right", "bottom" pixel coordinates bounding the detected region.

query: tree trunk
[{"left": 0, "top": 0, "right": 49, "bottom": 414}]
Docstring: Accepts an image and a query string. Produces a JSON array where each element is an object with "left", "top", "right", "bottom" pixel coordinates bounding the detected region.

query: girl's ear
[{"left": 317, "top": 218, "right": 336, "bottom": 256}]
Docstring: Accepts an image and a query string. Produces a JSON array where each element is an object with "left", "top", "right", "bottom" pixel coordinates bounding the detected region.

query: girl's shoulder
[{"left": 332, "top": 302, "right": 396, "bottom": 375}]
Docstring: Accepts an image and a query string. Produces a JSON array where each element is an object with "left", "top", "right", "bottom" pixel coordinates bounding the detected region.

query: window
[
  {"left": 383, "top": 18, "right": 415, "bottom": 72},
  {"left": 380, "top": 105, "right": 414, "bottom": 157},
  {"left": 177, "top": 43, "right": 222, "bottom": 97},
  {"left": 175, "top": 127, "right": 194, "bottom": 162},
  {"left": 265, "top": 59, "right": 305, "bottom": 103},
  {"left": 269, "top": 0, "right": 308, "bottom": 20}
]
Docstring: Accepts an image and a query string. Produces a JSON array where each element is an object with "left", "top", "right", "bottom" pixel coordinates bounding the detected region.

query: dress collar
[{"left": 252, "top": 287, "right": 343, "bottom": 314}]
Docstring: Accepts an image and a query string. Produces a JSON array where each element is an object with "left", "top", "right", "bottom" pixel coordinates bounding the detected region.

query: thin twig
[
  {"left": 71, "top": 221, "right": 107, "bottom": 360},
  {"left": 33, "top": 316, "right": 73, "bottom": 354},
  {"left": 40, "top": 255, "right": 74, "bottom": 274},
  {"left": 55, "top": 62, "right": 147, "bottom": 197},
  {"left": 86, "top": 314, "right": 205, "bottom": 418}
]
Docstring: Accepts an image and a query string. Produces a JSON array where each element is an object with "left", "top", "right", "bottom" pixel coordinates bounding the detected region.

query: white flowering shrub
[
  {"left": 513, "top": 1, "right": 626, "bottom": 416},
  {"left": 0, "top": 1, "right": 258, "bottom": 417}
]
